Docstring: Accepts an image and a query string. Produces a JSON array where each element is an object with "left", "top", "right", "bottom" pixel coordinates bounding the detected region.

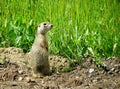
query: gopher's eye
[
  {"left": 43, "top": 23, "right": 47, "bottom": 25},
  {"left": 39, "top": 25, "right": 41, "bottom": 27}
]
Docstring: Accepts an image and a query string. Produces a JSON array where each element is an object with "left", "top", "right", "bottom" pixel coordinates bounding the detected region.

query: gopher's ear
[{"left": 38, "top": 24, "right": 41, "bottom": 27}]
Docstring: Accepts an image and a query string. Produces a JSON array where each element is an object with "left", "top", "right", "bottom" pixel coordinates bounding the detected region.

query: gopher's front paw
[{"left": 32, "top": 72, "right": 43, "bottom": 78}]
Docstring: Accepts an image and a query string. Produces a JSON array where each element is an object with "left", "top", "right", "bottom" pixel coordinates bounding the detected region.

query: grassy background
[{"left": 0, "top": 0, "right": 120, "bottom": 62}]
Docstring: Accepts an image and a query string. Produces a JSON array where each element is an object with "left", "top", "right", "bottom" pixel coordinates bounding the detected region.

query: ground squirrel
[{"left": 29, "top": 22, "right": 53, "bottom": 77}]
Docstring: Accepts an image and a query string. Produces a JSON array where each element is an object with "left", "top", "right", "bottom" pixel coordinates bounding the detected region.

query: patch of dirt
[{"left": 0, "top": 47, "right": 120, "bottom": 89}]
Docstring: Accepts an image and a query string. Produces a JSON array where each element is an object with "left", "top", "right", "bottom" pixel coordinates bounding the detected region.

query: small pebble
[
  {"left": 12, "top": 81, "right": 17, "bottom": 86},
  {"left": 75, "top": 76, "right": 79, "bottom": 79},
  {"left": 25, "top": 77, "right": 31, "bottom": 82},
  {"left": 89, "top": 68, "right": 94, "bottom": 73},
  {"left": 18, "top": 77, "right": 23, "bottom": 81},
  {"left": 41, "top": 80, "right": 45, "bottom": 84},
  {"left": 18, "top": 70, "right": 23, "bottom": 74}
]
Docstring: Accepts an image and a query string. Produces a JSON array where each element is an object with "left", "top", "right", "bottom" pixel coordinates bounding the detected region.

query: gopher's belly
[{"left": 30, "top": 45, "right": 48, "bottom": 66}]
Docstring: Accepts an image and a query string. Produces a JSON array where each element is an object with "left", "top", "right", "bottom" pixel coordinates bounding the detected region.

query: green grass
[{"left": 0, "top": 0, "right": 120, "bottom": 62}]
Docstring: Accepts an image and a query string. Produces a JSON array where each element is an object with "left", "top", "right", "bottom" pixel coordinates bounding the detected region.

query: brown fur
[{"left": 29, "top": 22, "right": 53, "bottom": 77}]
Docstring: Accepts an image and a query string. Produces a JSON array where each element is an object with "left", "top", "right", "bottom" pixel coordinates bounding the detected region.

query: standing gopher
[{"left": 29, "top": 22, "right": 53, "bottom": 77}]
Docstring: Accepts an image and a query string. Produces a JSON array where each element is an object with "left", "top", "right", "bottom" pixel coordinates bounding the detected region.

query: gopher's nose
[{"left": 51, "top": 24, "right": 53, "bottom": 28}]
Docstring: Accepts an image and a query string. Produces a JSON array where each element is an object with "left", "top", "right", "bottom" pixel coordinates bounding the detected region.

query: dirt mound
[{"left": 0, "top": 47, "right": 120, "bottom": 89}]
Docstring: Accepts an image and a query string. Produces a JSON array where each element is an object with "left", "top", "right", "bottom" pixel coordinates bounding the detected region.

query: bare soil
[{"left": 0, "top": 47, "right": 120, "bottom": 89}]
